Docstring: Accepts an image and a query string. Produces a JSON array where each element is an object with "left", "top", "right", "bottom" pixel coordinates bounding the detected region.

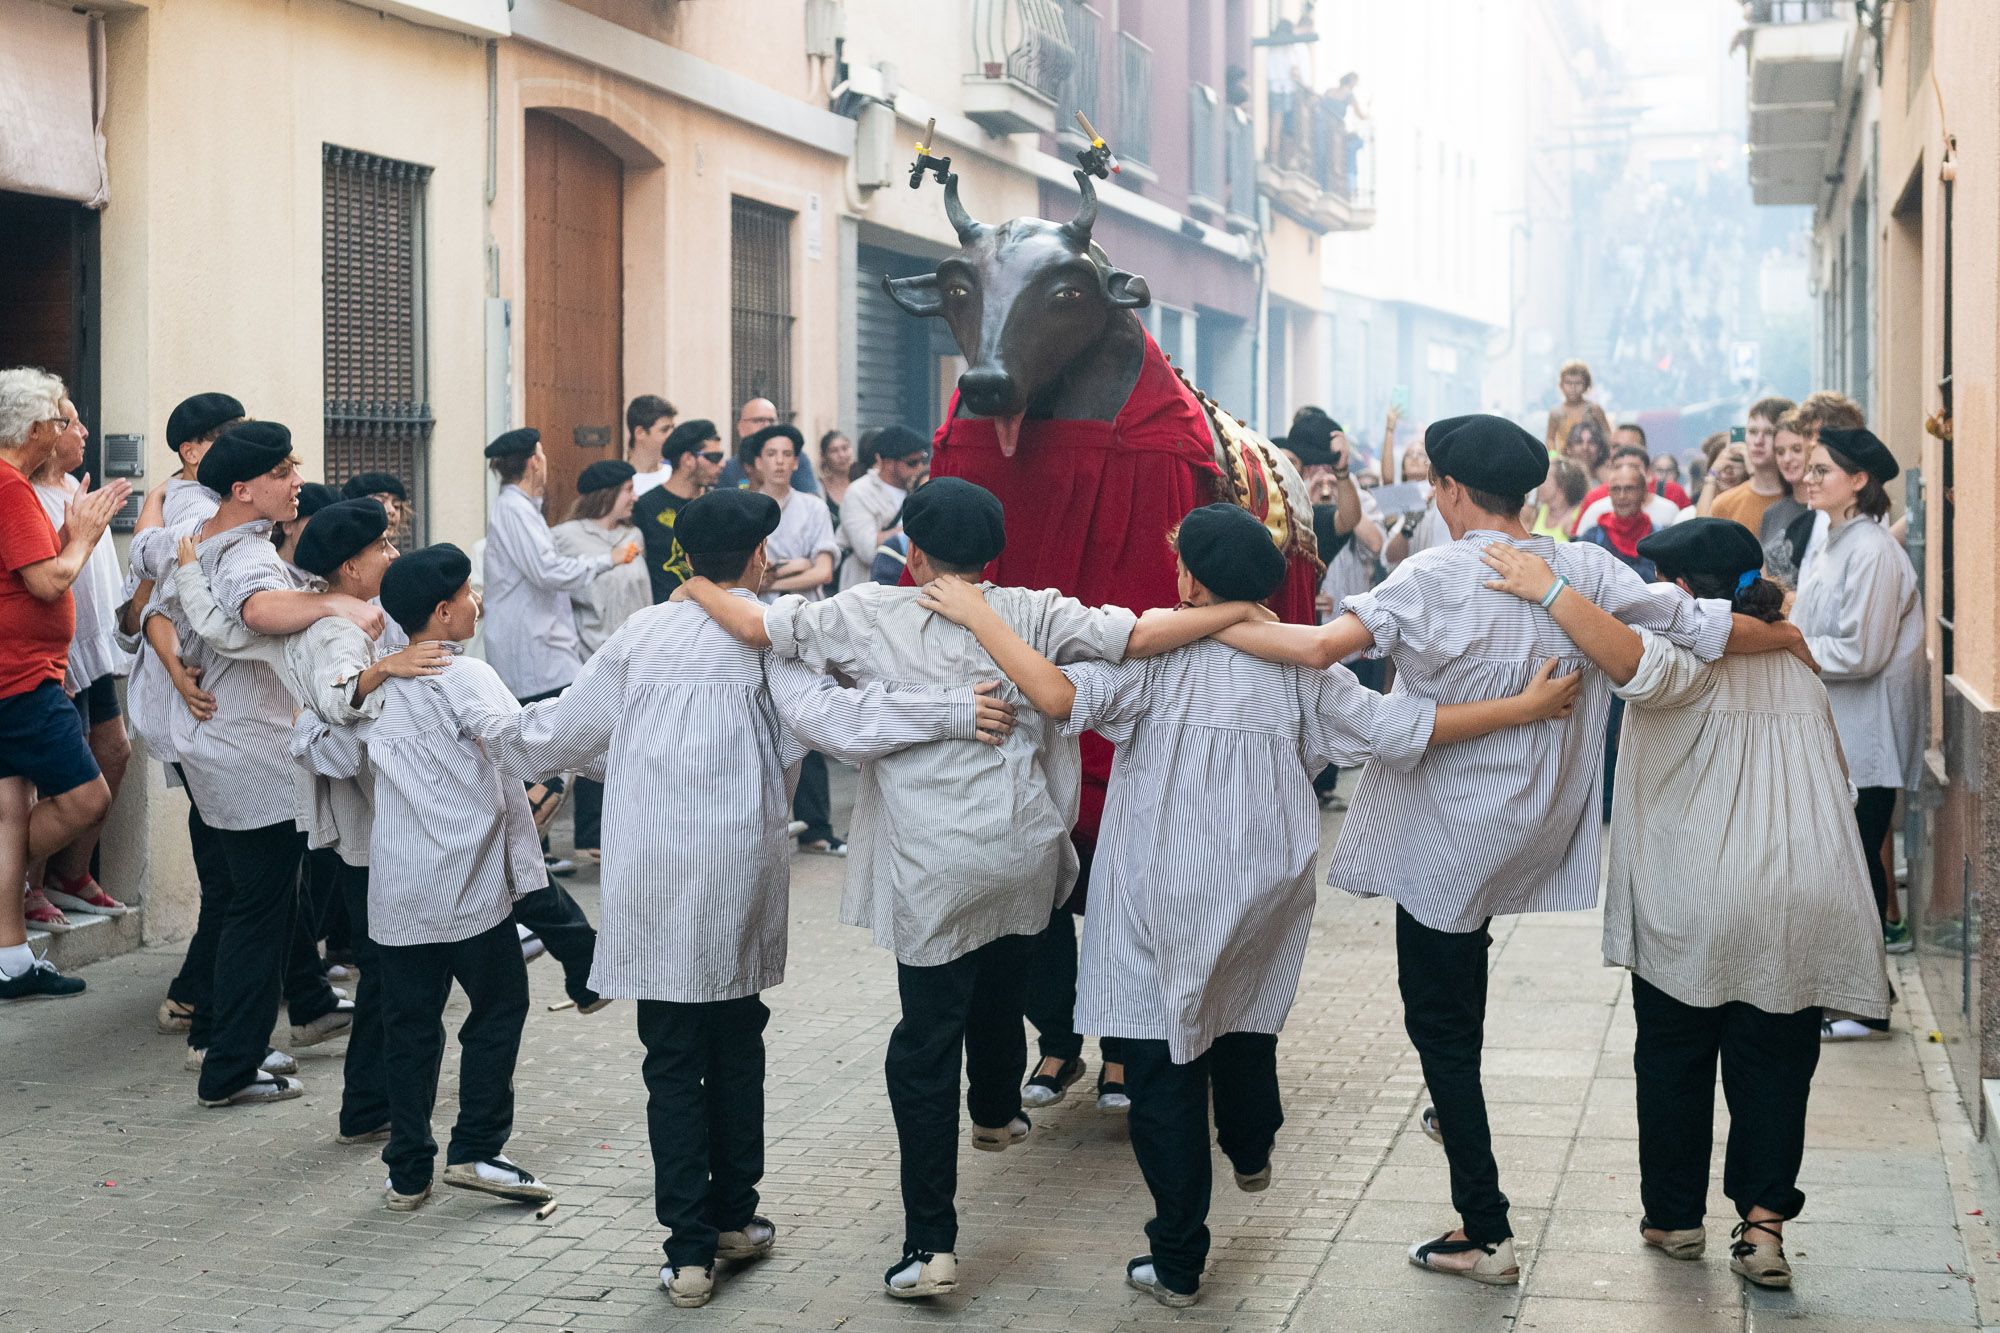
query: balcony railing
[
  {"left": 1116, "top": 30, "right": 1152, "bottom": 166},
  {"left": 1189, "top": 83, "right": 1221, "bottom": 206},
  {"left": 1225, "top": 105, "right": 1257, "bottom": 228},
  {"left": 966, "top": 0, "right": 1074, "bottom": 135},
  {"left": 1055, "top": 1, "right": 1100, "bottom": 141}
]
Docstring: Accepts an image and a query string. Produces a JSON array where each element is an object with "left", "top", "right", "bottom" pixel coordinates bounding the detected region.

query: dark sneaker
[
  {"left": 1126, "top": 1256, "right": 1198, "bottom": 1308},
  {"left": 1884, "top": 919, "right": 1913, "bottom": 954},
  {"left": 0, "top": 957, "right": 85, "bottom": 1000}
]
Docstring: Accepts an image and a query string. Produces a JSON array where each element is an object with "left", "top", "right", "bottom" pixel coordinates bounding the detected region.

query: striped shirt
[
  {"left": 1062, "top": 641, "right": 1436, "bottom": 1063},
  {"left": 550, "top": 518, "right": 652, "bottom": 655},
  {"left": 758, "top": 488, "right": 840, "bottom": 606},
  {"left": 337, "top": 651, "right": 546, "bottom": 946},
  {"left": 1331, "top": 529, "right": 1732, "bottom": 932},
  {"left": 282, "top": 616, "right": 386, "bottom": 866},
  {"left": 483, "top": 484, "right": 607, "bottom": 698},
  {"left": 458, "top": 592, "right": 982, "bottom": 1001},
  {"left": 170, "top": 522, "right": 310, "bottom": 831},
  {"left": 123, "top": 480, "right": 220, "bottom": 766},
  {"left": 767, "top": 583, "right": 1137, "bottom": 967}
]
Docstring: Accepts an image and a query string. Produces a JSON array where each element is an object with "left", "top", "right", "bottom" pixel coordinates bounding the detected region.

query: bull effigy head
[{"left": 884, "top": 171, "right": 1151, "bottom": 457}]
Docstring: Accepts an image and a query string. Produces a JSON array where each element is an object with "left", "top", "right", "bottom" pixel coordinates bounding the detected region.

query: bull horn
[
  {"left": 1062, "top": 170, "right": 1098, "bottom": 245},
  {"left": 943, "top": 173, "right": 984, "bottom": 243}
]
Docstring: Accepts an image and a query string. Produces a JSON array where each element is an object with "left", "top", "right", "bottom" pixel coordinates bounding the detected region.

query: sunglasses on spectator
[{"left": 700, "top": 450, "right": 726, "bottom": 463}]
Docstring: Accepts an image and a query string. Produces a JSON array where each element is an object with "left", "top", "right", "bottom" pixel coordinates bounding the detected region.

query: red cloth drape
[{"left": 926, "top": 330, "right": 1310, "bottom": 848}]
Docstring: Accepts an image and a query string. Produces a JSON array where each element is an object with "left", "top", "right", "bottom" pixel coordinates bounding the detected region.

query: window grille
[
  {"left": 322, "top": 144, "right": 431, "bottom": 544},
  {"left": 1118, "top": 32, "right": 1153, "bottom": 165},
  {"left": 731, "top": 198, "right": 795, "bottom": 416},
  {"left": 1056, "top": 1, "right": 1101, "bottom": 134}
]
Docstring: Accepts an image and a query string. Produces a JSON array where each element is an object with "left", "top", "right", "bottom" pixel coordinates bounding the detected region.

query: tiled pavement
[{"left": 4, "top": 772, "right": 1998, "bottom": 1332}]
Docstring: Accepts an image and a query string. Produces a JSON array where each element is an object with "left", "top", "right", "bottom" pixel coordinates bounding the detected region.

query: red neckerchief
[{"left": 1596, "top": 507, "right": 1653, "bottom": 559}]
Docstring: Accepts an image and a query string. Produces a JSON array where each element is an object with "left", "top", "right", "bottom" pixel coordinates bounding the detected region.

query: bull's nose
[{"left": 958, "top": 369, "right": 1017, "bottom": 415}]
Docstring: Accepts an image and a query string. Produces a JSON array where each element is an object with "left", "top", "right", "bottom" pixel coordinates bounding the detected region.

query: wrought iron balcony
[{"left": 966, "top": 0, "right": 1074, "bottom": 136}]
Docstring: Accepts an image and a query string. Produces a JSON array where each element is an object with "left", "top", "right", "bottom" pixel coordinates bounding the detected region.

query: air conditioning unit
[{"left": 855, "top": 99, "right": 897, "bottom": 191}]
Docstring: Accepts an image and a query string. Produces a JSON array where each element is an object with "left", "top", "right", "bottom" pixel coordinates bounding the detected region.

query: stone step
[{"left": 27, "top": 905, "right": 147, "bottom": 972}]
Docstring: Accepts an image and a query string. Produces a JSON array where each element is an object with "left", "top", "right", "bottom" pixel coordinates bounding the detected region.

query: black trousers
[
  {"left": 194, "top": 822, "right": 308, "bottom": 1102},
  {"left": 571, "top": 775, "right": 604, "bottom": 851},
  {"left": 1396, "top": 906, "right": 1511, "bottom": 1243},
  {"left": 376, "top": 917, "right": 529, "bottom": 1193},
  {"left": 333, "top": 861, "right": 389, "bottom": 1138},
  {"left": 1024, "top": 905, "right": 1123, "bottom": 1066},
  {"left": 1632, "top": 975, "right": 1822, "bottom": 1229},
  {"left": 1602, "top": 695, "right": 1626, "bottom": 825},
  {"left": 166, "top": 782, "right": 230, "bottom": 1012},
  {"left": 792, "top": 751, "right": 833, "bottom": 844},
  {"left": 1123, "top": 1033, "right": 1284, "bottom": 1294},
  {"left": 886, "top": 932, "right": 1031, "bottom": 1253},
  {"left": 1855, "top": 786, "right": 1898, "bottom": 923},
  {"left": 282, "top": 850, "right": 343, "bottom": 1027},
  {"left": 638, "top": 995, "right": 770, "bottom": 1268},
  {"left": 511, "top": 884, "right": 600, "bottom": 1007}
]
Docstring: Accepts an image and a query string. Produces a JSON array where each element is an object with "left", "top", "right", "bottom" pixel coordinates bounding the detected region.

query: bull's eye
[
  {"left": 1054, "top": 289, "right": 1083, "bottom": 302},
  {"left": 947, "top": 284, "right": 971, "bottom": 300}
]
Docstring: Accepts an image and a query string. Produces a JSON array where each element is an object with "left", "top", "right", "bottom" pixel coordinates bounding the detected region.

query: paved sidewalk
[{"left": 2, "top": 778, "right": 1996, "bottom": 1332}]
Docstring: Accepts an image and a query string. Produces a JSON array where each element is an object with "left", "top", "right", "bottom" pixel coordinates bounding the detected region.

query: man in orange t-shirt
[{"left": 1710, "top": 396, "right": 1797, "bottom": 534}]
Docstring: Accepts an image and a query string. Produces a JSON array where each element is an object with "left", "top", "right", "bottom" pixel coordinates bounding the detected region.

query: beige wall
[
  {"left": 93, "top": 0, "right": 490, "bottom": 940},
  {"left": 496, "top": 40, "right": 849, "bottom": 452},
  {"left": 1879, "top": 0, "right": 2000, "bottom": 705}
]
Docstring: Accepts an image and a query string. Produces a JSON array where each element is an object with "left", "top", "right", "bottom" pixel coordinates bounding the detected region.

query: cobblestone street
[{"left": 4, "top": 773, "right": 1997, "bottom": 1333}]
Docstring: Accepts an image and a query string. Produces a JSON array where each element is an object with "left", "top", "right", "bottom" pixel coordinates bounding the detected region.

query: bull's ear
[
  {"left": 883, "top": 273, "right": 944, "bottom": 317},
  {"left": 1104, "top": 268, "right": 1151, "bottom": 310}
]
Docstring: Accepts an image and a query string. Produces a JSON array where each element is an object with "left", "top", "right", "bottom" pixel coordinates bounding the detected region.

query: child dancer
[
  {"left": 461, "top": 489, "right": 1017, "bottom": 1308},
  {"left": 918, "top": 502, "right": 1580, "bottom": 1307}
]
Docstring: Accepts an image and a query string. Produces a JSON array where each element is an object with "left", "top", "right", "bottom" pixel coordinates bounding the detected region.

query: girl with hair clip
[{"left": 1480, "top": 517, "right": 1890, "bottom": 1296}]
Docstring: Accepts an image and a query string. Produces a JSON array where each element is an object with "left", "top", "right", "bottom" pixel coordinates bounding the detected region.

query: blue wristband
[{"left": 1538, "top": 576, "right": 1568, "bottom": 610}]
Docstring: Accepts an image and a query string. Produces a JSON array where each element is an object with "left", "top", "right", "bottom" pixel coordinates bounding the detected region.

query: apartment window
[
  {"left": 322, "top": 145, "right": 432, "bottom": 543},
  {"left": 731, "top": 197, "right": 794, "bottom": 415},
  {"left": 1118, "top": 32, "right": 1153, "bottom": 166}
]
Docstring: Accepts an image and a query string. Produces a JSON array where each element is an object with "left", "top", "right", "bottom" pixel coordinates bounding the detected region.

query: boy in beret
[
  {"left": 458, "top": 488, "right": 1018, "bottom": 1309},
  {"left": 1210, "top": 414, "right": 1810, "bottom": 1285},
  {"left": 680, "top": 477, "right": 1268, "bottom": 1300},
  {"left": 171, "top": 423, "right": 388, "bottom": 1107},
  {"left": 303, "top": 542, "right": 554, "bottom": 1211},
  {"left": 920, "top": 502, "right": 1579, "bottom": 1306},
  {"left": 119, "top": 392, "right": 244, "bottom": 1035},
  {"left": 340, "top": 471, "right": 409, "bottom": 530}
]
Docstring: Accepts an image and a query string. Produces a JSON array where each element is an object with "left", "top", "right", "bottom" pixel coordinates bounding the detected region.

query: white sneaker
[
  {"left": 662, "top": 1262, "right": 715, "bottom": 1308},
  {"left": 883, "top": 1249, "right": 957, "bottom": 1298},
  {"left": 1407, "top": 1232, "right": 1520, "bottom": 1285},
  {"left": 970, "top": 1114, "right": 1030, "bottom": 1152}
]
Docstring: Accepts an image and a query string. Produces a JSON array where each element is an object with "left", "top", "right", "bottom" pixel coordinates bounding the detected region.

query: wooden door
[{"left": 524, "top": 112, "right": 623, "bottom": 523}]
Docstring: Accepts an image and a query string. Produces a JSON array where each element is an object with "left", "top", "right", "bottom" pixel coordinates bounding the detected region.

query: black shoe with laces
[{"left": 0, "top": 957, "right": 85, "bottom": 999}]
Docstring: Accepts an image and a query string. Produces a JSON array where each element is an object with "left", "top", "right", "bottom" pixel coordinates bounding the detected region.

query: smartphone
[{"left": 1729, "top": 426, "right": 1746, "bottom": 444}]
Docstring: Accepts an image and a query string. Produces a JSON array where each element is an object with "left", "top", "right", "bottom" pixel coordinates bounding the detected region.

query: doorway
[
  {"left": 523, "top": 111, "right": 623, "bottom": 523},
  {"left": 0, "top": 190, "right": 99, "bottom": 474}
]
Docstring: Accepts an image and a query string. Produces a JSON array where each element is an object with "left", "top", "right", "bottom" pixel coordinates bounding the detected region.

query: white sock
[{"left": 0, "top": 943, "right": 34, "bottom": 977}]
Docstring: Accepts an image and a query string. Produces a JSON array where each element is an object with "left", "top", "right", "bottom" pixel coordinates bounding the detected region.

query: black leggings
[{"left": 1854, "top": 786, "right": 1898, "bottom": 924}]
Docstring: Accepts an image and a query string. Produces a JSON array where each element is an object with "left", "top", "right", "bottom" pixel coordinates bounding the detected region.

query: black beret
[
  {"left": 341, "top": 471, "right": 408, "bottom": 502},
  {"left": 872, "top": 424, "right": 932, "bottom": 462},
  {"left": 1285, "top": 416, "right": 1338, "bottom": 468},
  {"left": 380, "top": 543, "right": 472, "bottom": 636},
  {"left": 294, "top": 498, "right": 389, "bottom": 577},
  {"left": 1425, "top": 414, "right": 1548, "bottom": 495},
  {"left": 741, "top": 423, "right": 803, "bottom": 462},
  {"left": 1176, "top": 503, "right": 1287, "bottom": 603},
  {"left": 1636, "top": 517, "right": 1764, "bottom": 584},
  {"left": 295, "top": 483, "right": 341, "bottom": 520},
  {"left": 483, "top": 427, "right": 541, "bottom": 460},
  {"left": 663, "top": 419, "right": 721, "bottom": 463},
  {"left": 166, "top": 393, "right": 245, "bottom": 451},
  {"left": 674, "top": 488, "right": 781, "bottom": 556},
  {"left": 196, "top": 421, "right": 293, "bottom": 494},
  {"left": 577, "top": 459, "right": 636, "bottom": 494},
  {"left": 1817, "top": 426, "right": 1899, "bottom": 483},
  {"left": 903, "top": 477, "right": 1006, "bottom": 569}
]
